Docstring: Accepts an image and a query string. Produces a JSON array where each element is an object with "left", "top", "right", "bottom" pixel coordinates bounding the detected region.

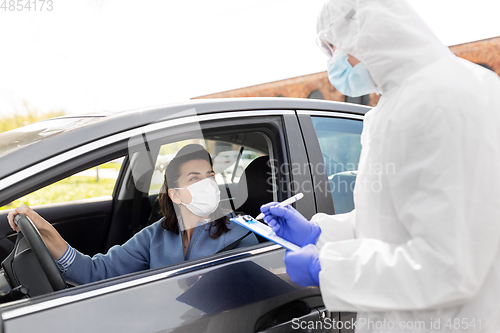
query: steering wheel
[{"left": 1, "top": 214, "right": 66, "bottom": 298}]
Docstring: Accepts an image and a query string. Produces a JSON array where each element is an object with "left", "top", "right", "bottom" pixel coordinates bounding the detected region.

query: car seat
[{"left": 235, "top": 156, "right": 273, "bottom": 218}]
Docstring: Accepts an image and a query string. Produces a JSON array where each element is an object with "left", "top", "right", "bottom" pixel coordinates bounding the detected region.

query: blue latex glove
[
  {"left": 260, "top": 202, "right": 321, "bottom": 247},
  {"left": 284, "top": 244, "right": 321, "bottom": 287}
]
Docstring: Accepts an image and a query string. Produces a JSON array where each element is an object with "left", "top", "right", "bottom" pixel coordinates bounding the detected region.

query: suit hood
[{"left": 317, "top": 0, "right": 454, "bottom": 95}]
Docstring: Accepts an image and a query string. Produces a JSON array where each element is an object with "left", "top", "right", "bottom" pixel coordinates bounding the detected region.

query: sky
[{"left": 0, "top": 0, "right": 499, "bottom": 117}]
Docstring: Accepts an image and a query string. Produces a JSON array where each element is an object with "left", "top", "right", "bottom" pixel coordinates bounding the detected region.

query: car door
[
  {"left": 0, "top": 108, "right": 336, "bottom": 332},
  {"left": 298, "top": 109, "right": 365, "bottom": 333}
]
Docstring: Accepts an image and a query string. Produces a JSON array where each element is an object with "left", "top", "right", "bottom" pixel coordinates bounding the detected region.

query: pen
[{"left": 255, "top": 193, "right": 304, "bottom": 220}]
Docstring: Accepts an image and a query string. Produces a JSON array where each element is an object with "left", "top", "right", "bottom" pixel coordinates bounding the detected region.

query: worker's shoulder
[
  {"left": 395, "top": 57, "right": 495, "bottom": 116},
  {"left": 409, "top": 56, "right": 495, "bottom": 97},
  {"left": 391, "top": 56, "right": 500, "bottom": 134}
]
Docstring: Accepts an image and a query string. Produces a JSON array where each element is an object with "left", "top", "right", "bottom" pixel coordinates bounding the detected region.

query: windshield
[{"left": 0, "top": 117, "right": 102, "bottom": 158}]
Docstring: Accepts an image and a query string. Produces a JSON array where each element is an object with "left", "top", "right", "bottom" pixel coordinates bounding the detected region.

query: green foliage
[
  {"left": 0, "top": 100, "right": 65, "bottom": 134},
  {"left": 96, "top": 162, "right": 123, "bottom": 171},
  {"left": 0, "top": 176, "right": 116, "bottom": 211}
]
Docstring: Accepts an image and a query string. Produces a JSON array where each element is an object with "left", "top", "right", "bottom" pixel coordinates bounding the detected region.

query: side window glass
[
  {"left": 311, "top": 117, "right": 363, "bottom": 214},
  {"left": 0, "top": 158, "right": 124, "bottom": 210}
]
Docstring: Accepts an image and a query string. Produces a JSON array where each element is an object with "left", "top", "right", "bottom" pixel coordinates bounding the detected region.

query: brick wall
[
  {"left": 450, "top": 37, "right": 500, "bottom": 75},
  {"left": 193, "top": 36, "right": 499, "bottom": 107}
]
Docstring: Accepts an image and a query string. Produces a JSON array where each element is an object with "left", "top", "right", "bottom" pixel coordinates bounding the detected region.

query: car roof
[{"left": 0, "top": 97, "right": 370, "bottom": 180}]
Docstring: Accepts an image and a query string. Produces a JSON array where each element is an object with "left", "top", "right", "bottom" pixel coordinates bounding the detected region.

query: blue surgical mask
[{"left": 327, "top": 50, "right": 376, "bottom": 97}]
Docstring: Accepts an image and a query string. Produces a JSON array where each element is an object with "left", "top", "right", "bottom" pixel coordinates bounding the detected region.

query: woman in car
[{"left": 7, "top": 144, "right": 258, "bottom": 285}]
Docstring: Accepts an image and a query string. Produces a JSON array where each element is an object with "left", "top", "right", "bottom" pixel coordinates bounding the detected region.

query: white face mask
[
  {"left": 327, "top": 50, "right": 377, "bottom": 97},
  {"left": 175, "top": 178, "right": 220, "bottom": 217}
]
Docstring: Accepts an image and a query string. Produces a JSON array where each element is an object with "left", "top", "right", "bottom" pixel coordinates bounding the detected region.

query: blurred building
[{"left": 193, "top": 36, "right": 500, "bottom": 107}]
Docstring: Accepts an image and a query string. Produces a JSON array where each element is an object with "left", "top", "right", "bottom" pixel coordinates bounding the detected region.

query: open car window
[
  {"left": 120, "top": 120, "right": 281, "bottom": 270},
  {"left": 144, "top": 131, "right": 276, "bottom": 226}
]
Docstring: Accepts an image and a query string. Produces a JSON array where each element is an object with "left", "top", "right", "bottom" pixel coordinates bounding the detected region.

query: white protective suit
[{"left": 314, "top": 0, "right": 500, "bottom": 332}]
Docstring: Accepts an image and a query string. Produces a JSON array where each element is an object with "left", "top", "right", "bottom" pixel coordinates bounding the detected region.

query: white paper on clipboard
[{"left": 230, "top": 215, "right": 301, "bottom": 252}]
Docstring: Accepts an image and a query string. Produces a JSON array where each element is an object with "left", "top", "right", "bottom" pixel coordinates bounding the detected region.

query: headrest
[{"left": 235, "top": 156, "right": 273, "bottom": 217}]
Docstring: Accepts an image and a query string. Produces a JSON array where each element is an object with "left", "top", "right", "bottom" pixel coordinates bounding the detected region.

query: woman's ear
[{"left": 168, "top": 188, "right": 181, "bottom": 205}]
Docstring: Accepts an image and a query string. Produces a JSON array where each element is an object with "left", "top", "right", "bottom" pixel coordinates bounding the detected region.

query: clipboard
[{"left": 229, "top": 215, "right": 301, "bottom": 251}]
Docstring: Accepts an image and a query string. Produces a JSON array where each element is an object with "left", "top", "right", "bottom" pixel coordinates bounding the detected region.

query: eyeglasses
[
  {"left": 316, "top": 13, "right": 353, "bottom": 58},
  {"left": 316, "top": 36, "right": 336, "bottom": 58}
]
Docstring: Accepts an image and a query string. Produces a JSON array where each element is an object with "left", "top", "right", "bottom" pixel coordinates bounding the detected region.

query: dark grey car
[{"left": 0, "top": 98, "right": 368, "bottom": 332}]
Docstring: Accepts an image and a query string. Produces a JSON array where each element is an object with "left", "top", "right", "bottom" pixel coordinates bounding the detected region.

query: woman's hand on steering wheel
[
  {"left": 7, "top": 204, "right": 68, "bottom": 260},
  {"left": 7, "top": 204, "right": 48, "bottom": 233}
]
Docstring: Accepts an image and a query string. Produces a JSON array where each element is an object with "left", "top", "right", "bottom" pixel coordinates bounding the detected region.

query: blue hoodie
[{"left": 61, "top": 218, "right": 258, "bottom": 285}]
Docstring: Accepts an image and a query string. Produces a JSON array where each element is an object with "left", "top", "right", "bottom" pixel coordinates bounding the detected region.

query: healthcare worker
[{"left": 260, "top": 0, "right": 500, "bottom": 331}]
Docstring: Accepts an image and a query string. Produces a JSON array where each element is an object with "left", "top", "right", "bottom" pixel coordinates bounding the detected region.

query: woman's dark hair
[{"left": 158, "top": 144, "right": 229, "bottom": 238}]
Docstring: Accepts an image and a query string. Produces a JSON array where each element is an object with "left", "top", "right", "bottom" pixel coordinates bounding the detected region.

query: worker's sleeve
[
  {"left": 317, "top": 97, "right": 500, "bottom": 312},
  {"left": 312, "top": 210, "right": 356, "bottom": 250}
]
